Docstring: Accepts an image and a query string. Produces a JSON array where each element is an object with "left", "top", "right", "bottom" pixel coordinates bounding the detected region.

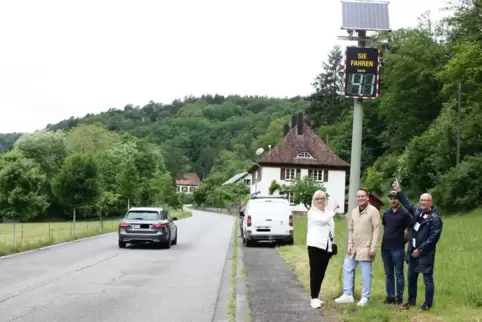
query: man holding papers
[{"left": 392, "top": 179, "right": 443, "bottom": 311}]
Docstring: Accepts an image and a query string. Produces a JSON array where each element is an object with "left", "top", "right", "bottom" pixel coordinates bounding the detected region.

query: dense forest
[{"left": 0, "top": 0, "right": 481, "bottom": 220}]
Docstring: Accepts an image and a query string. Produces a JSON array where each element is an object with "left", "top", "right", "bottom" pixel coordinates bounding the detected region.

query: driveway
[{"left": 0, "top": 209, "right": 235, "bottom": 322}]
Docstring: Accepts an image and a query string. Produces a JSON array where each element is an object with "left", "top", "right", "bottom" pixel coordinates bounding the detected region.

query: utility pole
[
  {"left": 338, "top": 0, "right": 390, "bottom": 296},
  {"left": 456, "top": 82, "right": 461, "bottom": 166},
  {"left": 345, "top": 30, "right": 366, "bottom": 296},
  {"left": 346, "top": 30, "right": 366, "bottom": 248}
]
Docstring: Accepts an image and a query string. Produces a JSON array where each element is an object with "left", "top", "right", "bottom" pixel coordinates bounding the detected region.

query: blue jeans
[
  {"left": 342, "top": 257, "right": 373, "bottom": 299},
  {"left": 382, "top": 249, "right": 405, "bottom": 301}
]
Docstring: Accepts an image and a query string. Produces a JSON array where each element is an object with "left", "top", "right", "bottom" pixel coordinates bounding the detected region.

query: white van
[{"left": 242, "top": 195, "right": 294, "bottom": 247}]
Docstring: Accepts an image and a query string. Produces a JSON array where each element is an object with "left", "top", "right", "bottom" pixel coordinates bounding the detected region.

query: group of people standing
[{"left": 306, "top": 179, "right": 443, "bottom": 311}]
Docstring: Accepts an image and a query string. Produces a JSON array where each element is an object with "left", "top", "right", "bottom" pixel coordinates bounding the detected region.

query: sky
[{"left": 0, "top": 0, "right": 450, "bottom": 133}]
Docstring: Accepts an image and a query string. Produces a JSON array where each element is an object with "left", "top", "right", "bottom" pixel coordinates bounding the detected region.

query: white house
[
  {"left": 222, "top": 172, "right": 251, "bottom": 186},
  {"left": 247, "top": 113, "right": 349, "bottom": 214},
  {"left": 176, "top": 173, "right": 200, "bottom": 194}
]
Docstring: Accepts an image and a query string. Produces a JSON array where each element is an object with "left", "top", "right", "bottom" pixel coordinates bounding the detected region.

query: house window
[
  {"left": 285, "top": 168, "right": 295, "bottom": 180},
  {"left": 177, "top": 186, "right": 180, "bottom": 192},
  {"left": 189, "top": 187, "right": 195, "bottom": 192},
  {"left": 182, "top": 186, "right": 188, "bottom": 192},
  {"left": 296, "top": 152, "right": 314, "bottom": 159},
  {"left": 312, "top": 170, "right": 323, "bottom": 181}
]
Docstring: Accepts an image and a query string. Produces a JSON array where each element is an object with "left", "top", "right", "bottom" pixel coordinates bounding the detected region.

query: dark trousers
[
  {"left": 308, "top": 246, "right": 331, "bottom": 299},
  {"left": 239, "top": 216, "right": 244, "bottom": 236},
  {"left": 382, "top": 249, "right": 405, "bottom": 302},
  {"left": 407, "top": 263, "right": 434, "bottom": 307}
]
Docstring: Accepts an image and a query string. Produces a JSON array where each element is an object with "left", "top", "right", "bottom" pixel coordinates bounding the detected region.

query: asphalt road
[{"left": 0, "top": 209, "right": 235, "bottom": 322}]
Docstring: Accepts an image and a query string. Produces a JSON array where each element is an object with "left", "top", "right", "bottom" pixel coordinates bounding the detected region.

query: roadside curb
[
  {"left": 235, "top": 236, "right": 249, "bottom": 322},
  {"left": 0, "top": 232, "right": 117, "bottom": 260},
  {"left": 212, "top": 217, "right": 235, "bottom": 322}
]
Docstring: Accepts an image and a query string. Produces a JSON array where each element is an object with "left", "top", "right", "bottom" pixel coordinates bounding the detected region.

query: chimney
[
  {"left": 291, "top": 114, "right": 297, "bottom": 129},
  {"left": 297, "top": 112, "right": 303, "bottom": 135},
  {"left": 283, "top": 123, "right": 290, "bottom": 137}
]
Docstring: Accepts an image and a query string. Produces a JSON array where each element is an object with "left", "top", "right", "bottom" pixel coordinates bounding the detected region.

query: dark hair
[{"left": 357, "top": 188, "right": 370, "bottom": 197}]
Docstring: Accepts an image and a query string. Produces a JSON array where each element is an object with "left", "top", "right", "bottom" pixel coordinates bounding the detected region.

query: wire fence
[{"left": 0, "top": 216, "right": 123, "bottom": 252}]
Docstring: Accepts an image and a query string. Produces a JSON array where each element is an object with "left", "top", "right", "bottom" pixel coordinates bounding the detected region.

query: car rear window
[
  {"left": 248, "top": 200, "right": 291, "bottom": 216},
  {"left": 125, "top": 211, "right": 160, "bottom": 220}
]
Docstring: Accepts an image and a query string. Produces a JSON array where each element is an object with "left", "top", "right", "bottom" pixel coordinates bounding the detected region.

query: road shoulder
[
  {"left": 212, "top": 222, "right": 235, "bottom": 322},
  {"left": 243, "top": 244, "right": 327, "bottom": 322}
]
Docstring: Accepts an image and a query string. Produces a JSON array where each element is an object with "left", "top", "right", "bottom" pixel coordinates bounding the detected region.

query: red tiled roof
[
  {"left": 258, "top": 117, "right": 350, "bottom": 168},
  {"left": 176, "top": 173, "right": 200, "bottom": 186}
]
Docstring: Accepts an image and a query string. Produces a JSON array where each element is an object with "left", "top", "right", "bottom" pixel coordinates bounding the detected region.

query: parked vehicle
[
  {"left": 241, "top": 195, "right": 294, "bottom": 247},
  {"left": 118, "top": 207, "right": 178, "bottom": 249}
]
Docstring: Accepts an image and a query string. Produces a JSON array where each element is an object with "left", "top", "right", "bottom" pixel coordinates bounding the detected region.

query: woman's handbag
[{"left": 329, "top": 230, "right": 338, "bottom": 256}]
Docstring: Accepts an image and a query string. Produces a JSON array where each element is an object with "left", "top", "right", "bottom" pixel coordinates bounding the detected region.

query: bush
[
  {"left": 179, "top": 193, "right": 194, "bottom": 205},
  {"left": 430, "top": 155, "right": 482, "bottom": 212}
]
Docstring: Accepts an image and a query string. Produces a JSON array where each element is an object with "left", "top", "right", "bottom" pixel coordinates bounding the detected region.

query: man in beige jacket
[{"left": 335, "top": 188, "right": 381, "bottom": 306}]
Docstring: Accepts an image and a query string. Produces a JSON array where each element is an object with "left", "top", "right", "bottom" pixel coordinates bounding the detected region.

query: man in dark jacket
[
  {"left": 392, "top": 179, "right": 443, "bottom": 311},
  {"left": 381, "top": 191, "right": 411, "bottom": 305}
]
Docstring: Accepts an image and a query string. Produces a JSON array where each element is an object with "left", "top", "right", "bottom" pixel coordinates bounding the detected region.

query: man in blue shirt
[{"left": 381, "top": 191, "right": 411, "bottom": 305}]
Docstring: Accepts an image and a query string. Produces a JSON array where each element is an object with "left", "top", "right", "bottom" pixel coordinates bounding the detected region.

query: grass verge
[
  {"left": 228, "top": 216, "right": 239, "bottom": 321},
  {"left": 277, "top": 209, "right": 482, "bottom": 322},
  {"left": 0, "top": 210, "right": 192, "bottom": 257}
]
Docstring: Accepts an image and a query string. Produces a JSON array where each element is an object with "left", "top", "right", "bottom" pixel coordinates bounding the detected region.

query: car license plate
[
  {"left": 258, "top": 226, "right": 269, "bottom": 229},
  {"left": 133, "top": 224, "right": 140, "bottom": 229}
]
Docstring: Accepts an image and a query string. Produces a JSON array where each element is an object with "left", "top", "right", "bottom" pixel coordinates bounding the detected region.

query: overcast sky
[{"left": 0, "top": 0, "right": 449, "bottom": 133}]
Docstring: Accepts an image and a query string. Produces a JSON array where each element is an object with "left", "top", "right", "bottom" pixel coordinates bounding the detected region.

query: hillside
[{"left": 1, "top": 0, "right": 482, "bottom": 217}]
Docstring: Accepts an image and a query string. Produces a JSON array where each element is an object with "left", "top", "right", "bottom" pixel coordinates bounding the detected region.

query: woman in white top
[{"left": 306, "top": 189, "right": 339, "bottom": 309}]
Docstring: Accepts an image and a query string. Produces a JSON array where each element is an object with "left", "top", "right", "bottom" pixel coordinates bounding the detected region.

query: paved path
[
  {"left": 0, "top": 210, "right": 235, "bottom": 322},
  {"left": 243, "top": 243, "right": 327, "bottom": 322}
]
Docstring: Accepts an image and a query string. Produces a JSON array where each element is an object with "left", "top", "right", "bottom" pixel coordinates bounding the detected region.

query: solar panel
[{"left": 341, "top": 0, "right": 391, "bottom": 32}]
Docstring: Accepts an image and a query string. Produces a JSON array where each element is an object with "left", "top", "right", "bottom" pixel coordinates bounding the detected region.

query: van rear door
[{"left": 249, "top": 199, "right": 291, "bottom": 235}]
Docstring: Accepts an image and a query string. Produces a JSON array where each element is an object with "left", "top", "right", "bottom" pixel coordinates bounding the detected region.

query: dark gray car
[{"left": 118, "top": 207, "right": 178, "bottom": 249}]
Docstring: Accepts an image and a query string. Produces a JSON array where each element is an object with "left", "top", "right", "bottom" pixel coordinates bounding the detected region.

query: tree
[
  {"left": 66, "top": 123, "right": 120, "bottom": 154},
  {"left": 116, "top": 157, "right": 140, "bottom": 209},
  {"left": 290, "top": 176, "right": 327, "bottom": 210},
  {"left": 96, "top": 191, "right": 123, "bottom": 228},
  {"left": 51, "top": 153, "right": 100, "bottom": 234},
  {"left": 149, "top": 170, "right": 180, "bottom": 209},
  {"left": 13, "top": 130, "right": 67, "bottom": 179},
  {"left": 0, "top": 151, "right": 49, "bottom": 243},
  {"left": 306, "top": 45, "right": 349, "bottom": 128}
]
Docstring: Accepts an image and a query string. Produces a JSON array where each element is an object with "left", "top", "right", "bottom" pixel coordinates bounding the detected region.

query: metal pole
[
  {"left": 345, "top": 30, "right": 366, "bottom": 295},
  {"left": 346, "top": 30, "right": 366, "bottom": 247},
  {"left": 456, "top": 82, "right": 461, "bottom": 166}
]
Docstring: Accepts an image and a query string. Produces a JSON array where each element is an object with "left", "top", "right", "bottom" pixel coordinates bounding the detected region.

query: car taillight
[
  {"left": 289, "top": 215, "right": 293, "bottom": 227},
  {"left": 119, "top": 222, "right": 131, "bottom": 228},
  {"left": 153, "top": 223, "right": 167, "bottom": 229},
  {"left": 247, "top": 215, "right": 252, "bottom": 227}
]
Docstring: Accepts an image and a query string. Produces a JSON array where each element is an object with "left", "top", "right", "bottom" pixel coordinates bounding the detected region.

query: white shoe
[
  {"left": 357, "top": 297, "right": 368, "bottom": 306},
  {"left": 310, "top": 298, "right": 323, "bottom": 308},
  {"left": 335, "top": 294, "right": 354, "bottom": 303}
]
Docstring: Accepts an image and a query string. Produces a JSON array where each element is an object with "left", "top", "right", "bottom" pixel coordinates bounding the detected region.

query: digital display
[{"left": 344, "top": 46, "right": 380, "bottom": 99}]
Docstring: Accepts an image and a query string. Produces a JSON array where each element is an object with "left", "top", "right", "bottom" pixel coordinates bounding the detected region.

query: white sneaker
[
  {"left": 335, "top": 294, "right": 354, "bottom": 303},
  {"left": 357, "top": 297, "right": 368, "bottom": 306},
  {"left": 310, "top": 298, "right": 322, "bottom": 308}
]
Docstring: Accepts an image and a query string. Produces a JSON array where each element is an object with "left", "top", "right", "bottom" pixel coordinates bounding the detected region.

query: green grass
[
  {"left": 0, "top": 210, "right": 192, "bottom": 257},
  {"left": 278, "top": 209, "right": 482, "bottom": 322},
  {"left": 228, "top": 216, "right": 239, "bottom": 321}
]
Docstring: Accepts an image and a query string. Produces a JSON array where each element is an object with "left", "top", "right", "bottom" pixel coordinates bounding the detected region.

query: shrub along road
[{"left": 0, "top": 209, "right": 234, "bottom": 322}]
